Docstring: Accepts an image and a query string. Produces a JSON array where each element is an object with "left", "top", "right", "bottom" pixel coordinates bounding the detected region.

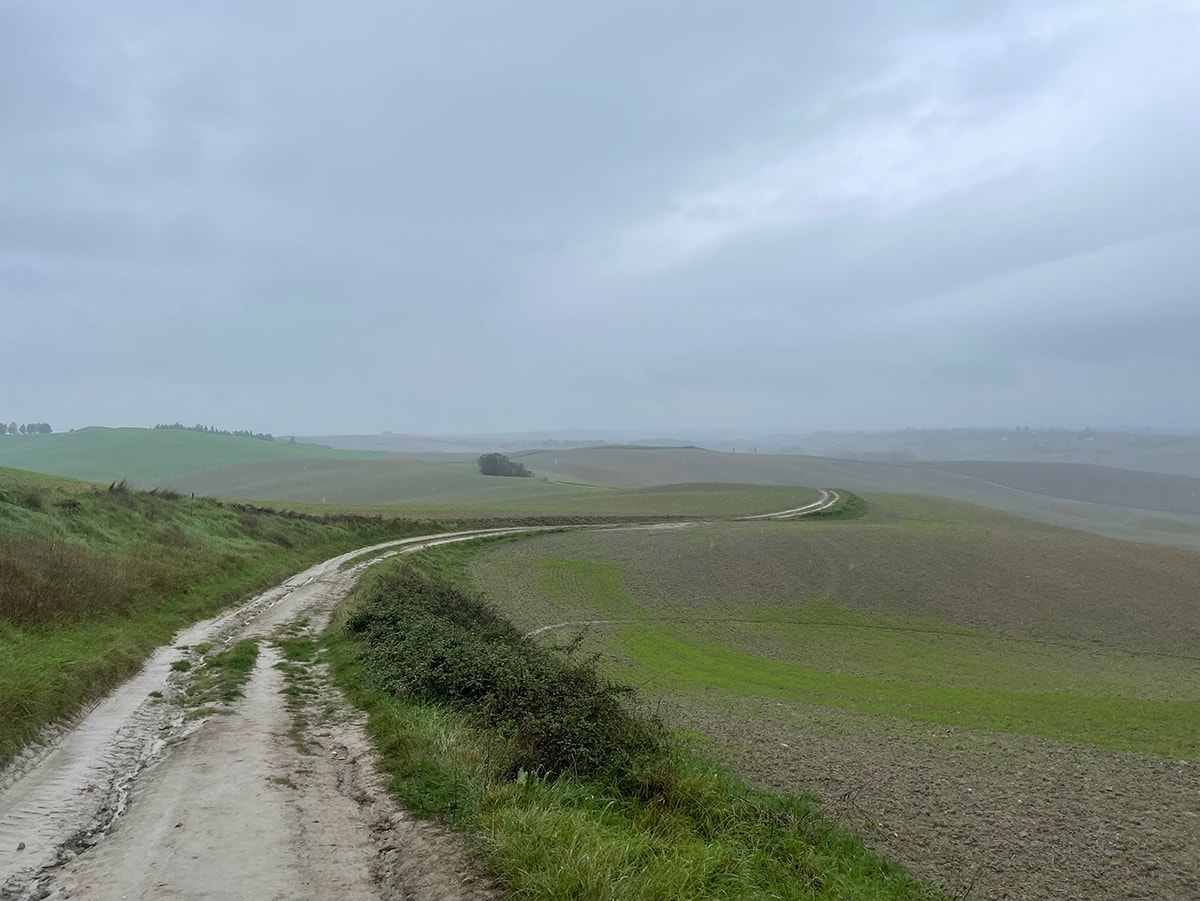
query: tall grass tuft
[{"left": 0, "top": 536, "right": 134, "bottom": 623}]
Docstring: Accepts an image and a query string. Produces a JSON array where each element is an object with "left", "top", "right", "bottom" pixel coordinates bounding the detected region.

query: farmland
[
  {"left": 0, "top": 427, "right": 377, "bottom": 483},
  {"left": 161, "top": 459, "right": 826, "bottom": 518},
  {"left": 5, "top": 430, "right": 1200, "bottom": 549},
  {"left": 464, "top": 496, "right": 1200, "bottom": 900},
  {"left": 511, "top": 446, "right": 1200, "bottom": 547},
  {"left": 4, "top": 434, "right": 1198, "bottom": 898}
]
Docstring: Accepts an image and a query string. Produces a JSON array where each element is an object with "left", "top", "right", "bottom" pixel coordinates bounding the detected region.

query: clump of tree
[
  {"left": 477, "top": 453, "right": 533, "bottom": 477},
  {"left": 153, "top": 423, "right": 275, "bottom": 442},
  {"left": 3, "top": 423, "right": 52, "bottom": 435}
]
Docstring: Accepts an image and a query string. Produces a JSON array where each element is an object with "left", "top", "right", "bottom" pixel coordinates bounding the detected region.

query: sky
[{"left": 4, "top": 0, "right": 1199, "bottom": 436}]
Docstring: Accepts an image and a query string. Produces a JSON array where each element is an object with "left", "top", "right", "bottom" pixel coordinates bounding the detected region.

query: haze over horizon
[{"left": 5, "top": 2, "right": 1199, "bottom": 436}]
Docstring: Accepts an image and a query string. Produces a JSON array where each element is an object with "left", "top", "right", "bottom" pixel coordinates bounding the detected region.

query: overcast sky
[{"left": 4, "top": 1, "right": 1199, "bottom": 436}]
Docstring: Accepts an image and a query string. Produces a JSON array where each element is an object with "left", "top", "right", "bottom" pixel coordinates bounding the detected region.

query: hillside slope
[{"left": 0, "top": 427, "right": 377, "bottom": 482}]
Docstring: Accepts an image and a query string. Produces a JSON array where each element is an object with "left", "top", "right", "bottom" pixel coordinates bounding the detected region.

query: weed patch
[
  {"left": 178, "top": 639, "right": 260, "bottom": 710},
  {"left": 271, "top": 625, "right": 325, "bottom": 753}
]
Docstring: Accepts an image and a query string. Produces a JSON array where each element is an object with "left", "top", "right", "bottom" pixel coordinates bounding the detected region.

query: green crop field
[
  {"left": 0, "top": 427, "right": 377, "bottom": 483},
  {"left": 149, "top": 457, "right": 827, "bottom": 518},
  {"left": 476, "top": 495, "right": 1200, "bottom": 657},
  {"left": 469, "top": 504, "right": 1200, "bottom": 756}
]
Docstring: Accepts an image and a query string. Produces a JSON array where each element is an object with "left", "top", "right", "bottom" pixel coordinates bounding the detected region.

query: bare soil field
[
  {"left": 467, "top": 499, "right": 1200, "bottom": 900},
  {"left": 670, "top": 697, "right": 1199, "bottom": 901}
]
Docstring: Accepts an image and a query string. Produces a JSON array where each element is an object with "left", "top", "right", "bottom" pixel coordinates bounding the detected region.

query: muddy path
[
  {"left": 0, "top": 495, "right": 852, "bottom": 900},
  {"left": 0, "top": 528, "right": 535, "bottom": 901}
]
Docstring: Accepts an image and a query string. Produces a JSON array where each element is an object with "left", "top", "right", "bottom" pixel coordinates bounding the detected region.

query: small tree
[{"left": 477, "top": 453, "right": 533, "bottom": 477}]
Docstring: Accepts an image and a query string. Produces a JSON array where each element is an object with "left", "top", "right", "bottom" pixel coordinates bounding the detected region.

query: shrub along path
[
  {"left": 0, "top": 527, "right": 536, "bottom": 901},
  {"left": 0, "top": 486, "right": 939, "bottom": 901}
]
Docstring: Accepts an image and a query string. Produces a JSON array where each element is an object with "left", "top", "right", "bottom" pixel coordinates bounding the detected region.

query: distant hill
[
  {"left": 510, "top": 446, "right": 1200, "bottom": 548},
  {"left": 754, "top": 428, "right": 1200, "bottom": 477},
  {"left": 4, "top": 428, "right": 1199, "bottom": 549},
  {"left": 306, "top": 428, "right": 1200, "bottom": 478},
  {"left": 0, "top": 427, "right": 379, "bottom": 483},
  {"left": 916, "top": 460, "right": 1200, "bottom": 514}
]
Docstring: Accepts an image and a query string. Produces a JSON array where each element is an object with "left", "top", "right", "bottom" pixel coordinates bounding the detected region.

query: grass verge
[
  {"left": 0, "top": 467, "right": 445, "bottom": 766},
  {"left": 327, "top": 556, "right": 947, "bottom": 900}
]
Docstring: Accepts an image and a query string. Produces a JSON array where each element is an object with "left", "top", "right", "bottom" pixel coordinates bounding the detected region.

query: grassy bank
[
  {"left": 0, "top": 467, "right": 434, "bottom": 765},
  {"left": 328, "top": 553, "right": 946, "bottom": 900}
]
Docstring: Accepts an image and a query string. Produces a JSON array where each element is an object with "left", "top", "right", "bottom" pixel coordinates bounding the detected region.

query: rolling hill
[
  {"left": 3, "top": 430, "right": 1199, "bottom": 548},
  {"left": 0, "top": 428, "right": 379, "bottom": 482}
]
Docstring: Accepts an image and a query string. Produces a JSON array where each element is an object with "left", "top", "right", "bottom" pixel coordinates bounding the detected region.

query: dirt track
[
  {"left": 0, "top": 529, "right": 532, "bottom": 901},
  {"left": 0, "top": 493, "right": 932, "bottom": 901}
]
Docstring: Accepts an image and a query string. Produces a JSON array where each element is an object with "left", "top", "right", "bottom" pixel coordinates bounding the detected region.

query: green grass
[
  {"left": 0, "top": 466, "right": 440, "bottom": 766},
  {"left": 798, "top": 490, "right": 866, "bottom": 520},
  {"left": 326, "top": 557, "right": 947, "bottom": 900},
  {"left": 466, "top": 507, "right": 1200, "bottom": 760},
  {"left": 0, "top": 427, "right": 377, "bottom": 483},
  {"left": 179, "top": 639, "right": 261, "bottom": 710},
  {"left": 271, "top": 627, "right": 324, "bottom": 753}
]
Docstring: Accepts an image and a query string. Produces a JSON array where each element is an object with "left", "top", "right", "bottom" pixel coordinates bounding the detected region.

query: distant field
[
  {"left": 6, "top": 431, "right": 1200, "bottom": 548},
  {"left": 792, "top": 428, "right": 1200, "bottom": 478},
  {"left": 919, "top": 460, "right": 1200, "bottom": 514},
  {"left": 512, "top": 446, "right": 1200, "bottom": 548},
  {"left": 472, "top": 497, "right": 1200, "bottom": 726},
  {"left": 159, "top": 458, "right": 823, "bottom": 518},
  {"left": 0, "top": 428, "right": 375, "bottom": 483}
]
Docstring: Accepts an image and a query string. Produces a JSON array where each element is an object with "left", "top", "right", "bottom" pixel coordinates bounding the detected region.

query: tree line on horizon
[
  {"left": 2, "top": 422, "right": 52, "bottom": 435},
  {"left": 153, "top": 423, "right": 277, "bottom": 442}
]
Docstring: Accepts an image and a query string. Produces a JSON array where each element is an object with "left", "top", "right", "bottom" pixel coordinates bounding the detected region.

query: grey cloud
[{"left": 3, "top": 0, "right": 1198, "bottom": 433}]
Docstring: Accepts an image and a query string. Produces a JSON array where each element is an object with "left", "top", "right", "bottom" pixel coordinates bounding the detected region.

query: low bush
[
  {"left": 346, "top": 564, "right": 660, "bottom": 780},
  {"left": 331, "top": 554, "right": 947, "bottom": 900}
]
